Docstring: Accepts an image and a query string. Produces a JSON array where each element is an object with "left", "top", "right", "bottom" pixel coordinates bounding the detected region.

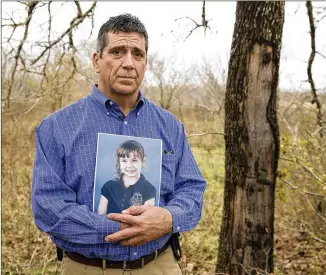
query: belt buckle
[{"left": 123, "top": 261, "right": 132, "bottom": 271}]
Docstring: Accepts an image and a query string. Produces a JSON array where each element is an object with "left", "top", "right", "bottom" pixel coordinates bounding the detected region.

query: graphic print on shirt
[{"left": 130, "top": 192, "right": 143, "bottom": 206}]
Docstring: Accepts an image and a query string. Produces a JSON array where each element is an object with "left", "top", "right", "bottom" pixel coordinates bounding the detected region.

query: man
[{"left": 32, "top": 14, "right": 206, "bottom": 275}]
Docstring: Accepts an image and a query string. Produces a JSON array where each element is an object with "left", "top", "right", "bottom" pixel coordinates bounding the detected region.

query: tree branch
[
  {"left": 306, "top": 1, "right": 324, "bottom": 137},
  {"left": 187, "top": 131, "right": 225, "bottom": 139},
  {"left": 30, "top": 1, "right": 97, "bottom": 65},
  {"left": 4, "top": 0, "right": 39, "bottom": 109},
  {"left": 175, "top": 1, "right": 212, "bottom": 41}
]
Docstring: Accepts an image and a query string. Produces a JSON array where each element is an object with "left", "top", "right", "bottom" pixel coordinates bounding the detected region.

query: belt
[{"left": 65, "top": 242, "right": 170, "bottom": 270}]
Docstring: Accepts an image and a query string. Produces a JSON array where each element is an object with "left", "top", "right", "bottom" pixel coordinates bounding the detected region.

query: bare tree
[
  {"left": 2, "top": 1, "right": 97, "bottom": 111},
  {"left": 216, "top": 2, "right": 285, "bottom": 274},
  {"left": 195, "top": 56, "right": 226, "bottom": 116},
  {"left": 144, "top": 53, "right": 192, "bottom": 111}
]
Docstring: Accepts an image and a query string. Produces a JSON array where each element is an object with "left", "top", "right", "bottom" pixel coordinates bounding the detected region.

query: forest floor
[{"left": 274, "top": 230, "right": 326, "bottom": 275}]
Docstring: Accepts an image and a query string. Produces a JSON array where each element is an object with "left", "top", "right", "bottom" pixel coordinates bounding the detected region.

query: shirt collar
[
  {"left": 118, "top": 173, "right": 145, "bottom": 187},
  {"left": 89, "top": 84, "right": 145, "bottom": 114}
]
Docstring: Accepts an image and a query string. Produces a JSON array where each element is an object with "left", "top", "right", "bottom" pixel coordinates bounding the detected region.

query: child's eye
[{"left": 121, "top": 159, "right": 127, "bottom": 162}]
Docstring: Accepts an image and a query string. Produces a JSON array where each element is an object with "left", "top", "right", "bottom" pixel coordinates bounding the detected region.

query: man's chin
[{"left": 113, "top": 86, "right": 138, "bottom": 96}]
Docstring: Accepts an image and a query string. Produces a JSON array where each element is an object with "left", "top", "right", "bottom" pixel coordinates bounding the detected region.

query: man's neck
[
  {"left": 98, "top": 84, "right": 139, "bottom": 116},
  {"left": 116, "top": 97, "right": 137, "bottom": 116}
]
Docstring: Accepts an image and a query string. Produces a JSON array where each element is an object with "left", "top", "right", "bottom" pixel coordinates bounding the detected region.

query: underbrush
[{"left": 2, "top": 98, "right": 325, "bottom": 274}]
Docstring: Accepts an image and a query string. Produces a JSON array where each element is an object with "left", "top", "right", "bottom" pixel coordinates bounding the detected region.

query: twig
[
  {"left": 40, "top": 1, "right": 53, "bottom": 90},
  {"left": 296, "top": 159, "right": 326, "bottom": 186},
  {"left": 317, "top": 51, "right": 326, "bottom": 60},
  {"left": 279, "top": 156, "right": 326, "bottom": 186},
  {"left": 187, "top": 131, "right": 225, "bottom": 139},
  {"left": 303, "top": 194, "right": 326, "bottom": 224},
  {"left": 175, "top": 1, "right": 212, "bottom": 41},
  {"left": 306, "top": 1, "right": 324, "bottom": 137},
  {"left": 278, "top": 224, "right": 326, "bottom": 244},
  {"left": 279, "top": 178, "right": 324, "bottom": 198}
]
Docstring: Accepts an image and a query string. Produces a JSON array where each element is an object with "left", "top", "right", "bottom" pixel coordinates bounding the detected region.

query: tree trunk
[{"left": 216, "top": 2, "right": 284, "bottom": 274}]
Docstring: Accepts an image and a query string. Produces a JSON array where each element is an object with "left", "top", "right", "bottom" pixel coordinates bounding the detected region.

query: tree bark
[{"left": 216, "top": 2, "right": 284, "bottom": 274}]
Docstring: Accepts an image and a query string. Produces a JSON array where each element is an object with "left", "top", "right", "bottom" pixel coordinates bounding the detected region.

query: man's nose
[{"left": 122, "top": 51, "right": 135, "bottom": 70}]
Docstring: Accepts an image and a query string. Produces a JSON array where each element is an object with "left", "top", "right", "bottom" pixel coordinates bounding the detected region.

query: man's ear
[{"left": 92, "top": 51, "right": 100, "bottom": 73}]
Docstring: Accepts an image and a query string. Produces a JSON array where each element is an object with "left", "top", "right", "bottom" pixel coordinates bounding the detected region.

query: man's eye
[
  {"left": 110, "top": 50, "right": 122, "bottom": 56},
  {"left": 121, "top": 159, "right": 127, "bottom": 162},
  {"left": 133, "top": 51, "right": 143, "bottom": 57}
]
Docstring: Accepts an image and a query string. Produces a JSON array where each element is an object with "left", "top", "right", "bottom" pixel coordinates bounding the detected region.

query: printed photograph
[{"left": 93, "top": 133, "right": 162, "bottom": 214}]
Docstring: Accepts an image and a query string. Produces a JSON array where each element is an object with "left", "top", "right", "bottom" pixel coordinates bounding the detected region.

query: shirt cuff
[
  {"left": 94, "top": 214, "right": 120, "bottom": 243},
  {"left": 163, "top": 205, "right": 185, "bottom": 233}
]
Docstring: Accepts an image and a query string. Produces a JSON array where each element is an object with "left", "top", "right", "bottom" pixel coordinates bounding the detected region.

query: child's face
[{"left": 119, "top": 151, "right": 143, "bottom": 178}]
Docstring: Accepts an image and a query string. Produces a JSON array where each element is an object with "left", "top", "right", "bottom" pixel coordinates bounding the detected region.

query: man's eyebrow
[
  {"left": 107, "top": 45, "right": 125, "bottom": 51},
  {"left": 108, "top": 45, "right": 145, "bottom": 53},
  {"left": 132, "top": 46, "right": 145, "bottom": 53}
]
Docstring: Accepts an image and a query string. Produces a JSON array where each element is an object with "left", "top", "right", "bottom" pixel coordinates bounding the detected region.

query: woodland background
[{"left": 1, "top": 1, "right": 326, "bottom": 274}]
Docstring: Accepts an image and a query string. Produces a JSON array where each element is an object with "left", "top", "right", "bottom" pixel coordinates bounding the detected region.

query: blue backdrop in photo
[{"left": 93, "top": 133, "right": 162, "bottom": 211}]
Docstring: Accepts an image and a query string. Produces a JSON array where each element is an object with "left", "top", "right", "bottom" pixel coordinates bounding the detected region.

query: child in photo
[{"left": 97, "top": 139, "right": 156, "bottom": 215}]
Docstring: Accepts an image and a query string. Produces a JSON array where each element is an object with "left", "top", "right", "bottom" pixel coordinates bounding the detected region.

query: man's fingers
[
  {"left": 107, "top": 213, "right": 137, "bottom": 224},
  {"left": 105, "top": 227, "right": 138, "bottom": 242},
  {"left": 120, "top": 235, "right": 146, "bottom": 246},
  {"left": 120, "top": 222, "right": 131, "bottom": 230},
  {"left": 122, "top": 205, "right": 149, "bottom": 215}
]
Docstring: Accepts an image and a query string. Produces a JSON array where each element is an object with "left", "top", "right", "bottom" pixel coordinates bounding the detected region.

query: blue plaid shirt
[{"left": 32, "top": 85, "right": 206, "bottom": 261}]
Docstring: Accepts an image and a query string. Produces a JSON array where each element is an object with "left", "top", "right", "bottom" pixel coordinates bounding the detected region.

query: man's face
[
  {"left": 119, "top": 152, "right": 143, "bottom": 178},
  {"left": 93, "top": 32, "right": 147, "bottom": 97}
]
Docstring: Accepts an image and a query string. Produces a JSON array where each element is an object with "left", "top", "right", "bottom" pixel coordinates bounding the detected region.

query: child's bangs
[{"left": 117, "top": 148, "right": 141, "bottom": 159}]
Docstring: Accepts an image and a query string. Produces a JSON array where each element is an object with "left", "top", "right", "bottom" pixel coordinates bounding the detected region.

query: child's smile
[{"left": 120, "top": 151, "right": 143, "bottom": 179}]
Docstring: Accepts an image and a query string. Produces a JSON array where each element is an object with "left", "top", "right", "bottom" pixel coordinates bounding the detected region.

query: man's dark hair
[{"left": 97, "top": 13, "right": 148, "bottom": 57}]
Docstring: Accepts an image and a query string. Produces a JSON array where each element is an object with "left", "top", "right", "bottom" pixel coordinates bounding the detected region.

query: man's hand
[
  {"left": 120, "top": 221, "right": 131, "bottom": 230},
  {"left": 105, "top": 205, "right": 172, "bottom": 246}
]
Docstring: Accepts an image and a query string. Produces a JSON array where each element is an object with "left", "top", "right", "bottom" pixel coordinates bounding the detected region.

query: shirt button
[
  {"left": 133, "top": 252, "right": 137, "bottom": 256},
  {"left": 124, "top": 121, "right": 128, "bottom": 125},
  {"left": 177, "top": 226, "right": 180, "bottom": 230},
  {"left": 106, "top": 112, "right": 110, "bottom": 116}
]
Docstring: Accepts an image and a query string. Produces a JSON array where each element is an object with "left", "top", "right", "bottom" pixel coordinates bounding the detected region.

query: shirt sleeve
[
  {"left": 101, "top": 182, "right": 111, "bottom": 199},
  {"left": 146, "top": 182, "right": 156, "bottom": 201},
  {"left": 31, "top": 119, "right": 120, "bottom": 245},
  {"left": 163, "top": 124, "right": 207, "bottom": 233}
]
